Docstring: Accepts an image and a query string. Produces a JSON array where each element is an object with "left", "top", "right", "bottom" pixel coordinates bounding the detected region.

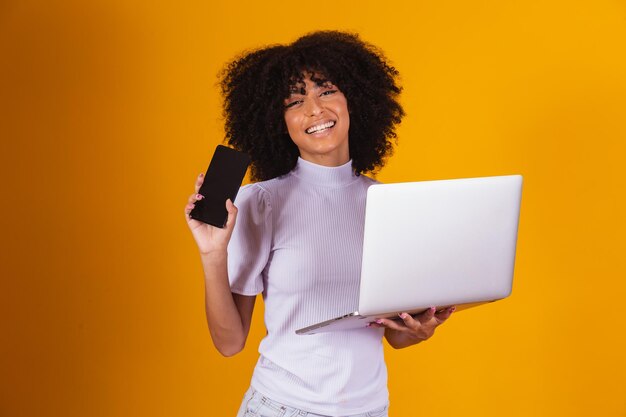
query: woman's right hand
[
  {"left": 185, "top": 173, "right": 253, "bottom": 357},
  {"left": 184, "top": 173, "right": 238, "bottom": 255}
]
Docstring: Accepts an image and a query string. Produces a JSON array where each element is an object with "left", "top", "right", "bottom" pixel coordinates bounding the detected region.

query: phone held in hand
[{"left": 190, "top": 145, "right": 251, "bottom": 228}]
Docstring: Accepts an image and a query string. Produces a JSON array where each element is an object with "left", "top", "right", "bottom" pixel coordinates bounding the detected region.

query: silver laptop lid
[{"left": 358, "top": 175, "right": 522, "bottom": 317}]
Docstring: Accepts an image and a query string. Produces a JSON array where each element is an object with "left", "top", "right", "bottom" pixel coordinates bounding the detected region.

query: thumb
[{"left": 224, "top": 199, "right": 238, "bottom": 230}]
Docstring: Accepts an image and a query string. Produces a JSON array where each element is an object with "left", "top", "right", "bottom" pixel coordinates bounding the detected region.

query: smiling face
[{"left": 283, "top": 74, "right": 350, "bottom": 167}]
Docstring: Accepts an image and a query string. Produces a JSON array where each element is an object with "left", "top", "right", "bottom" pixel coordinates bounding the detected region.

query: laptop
[{"left": 295, "top": 175, "right": 523, "bottom": 335}]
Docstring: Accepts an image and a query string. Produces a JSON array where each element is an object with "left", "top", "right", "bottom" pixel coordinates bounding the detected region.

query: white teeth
[{"left": 306, "top": 121, "right": 335, "bottom": 134}]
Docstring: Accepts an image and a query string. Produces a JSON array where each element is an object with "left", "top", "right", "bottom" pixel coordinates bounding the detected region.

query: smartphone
[{"left": 189, "top": 145, "right": 251, "bottom": 228}]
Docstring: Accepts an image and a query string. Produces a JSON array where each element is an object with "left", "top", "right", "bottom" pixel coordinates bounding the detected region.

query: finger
[
  {"left": 194, "top": 173, "right": 204, "bottom": 193},
  {"left": 434, "top": 306, "right": 456, "bottom": 324},
  {"left": 184, "top": 202, "right": 196, "bottom": 220},
  {"left": 188, "top": 193, "right": 204, "bottom": 204},
  {"left": 417, "top": 307, "right": 436, "bottom": 324},
  {"left": 224, "top": 199, "right": 238, "bottom": 230},
  {"left": 371, "top": 318, "right": 408, "bottom": 332},
  {"left": 397, "top": 312, "right": 420, "bottom": 331}
]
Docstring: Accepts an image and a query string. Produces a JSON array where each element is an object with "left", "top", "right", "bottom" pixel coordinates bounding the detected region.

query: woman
[{"left": 185, "top": 31, "right": 455, "bottom": 417}]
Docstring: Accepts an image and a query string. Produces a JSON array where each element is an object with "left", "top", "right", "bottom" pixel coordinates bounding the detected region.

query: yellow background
[{"left": 1, "top": 0, "right": 625, "bottom": 416}]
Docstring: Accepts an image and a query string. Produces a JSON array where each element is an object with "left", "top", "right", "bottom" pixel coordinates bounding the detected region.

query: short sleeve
[{"left": 227, "top": 184, "right": 272, "bottom": 295}]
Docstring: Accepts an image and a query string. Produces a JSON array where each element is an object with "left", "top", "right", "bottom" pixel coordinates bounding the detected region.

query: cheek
[
  {"left": 282, "top": 114, "right": 289, "bottom": 130},
  {"left": 338, "top": 103, "right": 350, "bottom": 127},
  {"left": 283, "top": 116, "right": 303, "bottom": 143},
  {"left": 336, "top": 96, "right": 350, "bottom": 117},
  {"left": 283, "top": 113, "right": 298, "bottom": 133}
]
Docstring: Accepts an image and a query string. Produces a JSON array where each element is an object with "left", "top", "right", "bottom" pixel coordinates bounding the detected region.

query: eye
[
  {"left": 285, "top": 99, "right": 303, "bottom": 109},
  {"left": 320, "top": 89, "right": 337, "bottom": 97}
]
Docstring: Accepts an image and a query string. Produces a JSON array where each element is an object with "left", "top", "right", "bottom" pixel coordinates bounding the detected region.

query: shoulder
[
  {"left": 359, "top": 174, "right": 380, "bottom": 185},
  {"left": 232, "top": 184, "right": 269, "bottom": 223},
  {"left": 239, "top": 171, "right": 298, "bottom": 199},
  {"left": 234, "top": 173, "right": 295, "bottom": 212},
  {"left": 235, "top": 182, "right": 270, "bottom": 208},
  {"left": 357, "top": 174, "right": 381, "bottom": 190}
]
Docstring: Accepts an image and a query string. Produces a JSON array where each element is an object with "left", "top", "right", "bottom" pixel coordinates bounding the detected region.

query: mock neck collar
[{"left": 291, "top": 157, "right": 358, "bottom": 187}]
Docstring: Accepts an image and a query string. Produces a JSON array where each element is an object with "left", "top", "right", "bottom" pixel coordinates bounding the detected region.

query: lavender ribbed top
[{"left": 227, "top": 157, "right": 388, "bottom": 415}]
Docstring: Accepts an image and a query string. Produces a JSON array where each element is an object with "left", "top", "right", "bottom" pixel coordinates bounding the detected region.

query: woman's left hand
[{"left": 369, "top": 306, "right": 455, "bottom": 349}]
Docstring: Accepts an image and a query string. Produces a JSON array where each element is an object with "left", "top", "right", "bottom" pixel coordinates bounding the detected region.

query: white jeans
[{"left": 235, "top": 387, "right": 389, "bottom": 417}]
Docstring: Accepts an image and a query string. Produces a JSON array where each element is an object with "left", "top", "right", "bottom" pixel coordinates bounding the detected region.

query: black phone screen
[{"left": 189, "top": 145, "right": 250, "bottom": 228}]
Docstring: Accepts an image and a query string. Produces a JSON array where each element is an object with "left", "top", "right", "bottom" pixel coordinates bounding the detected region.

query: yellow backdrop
[{"left": 1, "top": 0, "right": 625, "bottom": 416}]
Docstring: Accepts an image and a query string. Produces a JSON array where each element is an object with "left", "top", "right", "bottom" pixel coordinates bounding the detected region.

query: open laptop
[{"left": 295, "top": 175, "right": 523, "bottom": 335}]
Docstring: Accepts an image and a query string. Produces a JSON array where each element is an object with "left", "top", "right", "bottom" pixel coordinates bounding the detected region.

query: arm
[
  {"left": 185, "top": 173, "right": 255, "bottom": 357},
  {"left": 201, "top": 249, "right": 256, "bottom": 357},
  {"left": 371, "top": 306, "right": 455, "bottom": 349}
]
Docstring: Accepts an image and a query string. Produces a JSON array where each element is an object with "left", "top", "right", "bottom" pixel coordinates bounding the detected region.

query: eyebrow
[
  {"left": 287, "top": 80, "right": 334, "bottom": 96},
  {"left": 288, "top": 85, "right": 306, "bottom": 95}
]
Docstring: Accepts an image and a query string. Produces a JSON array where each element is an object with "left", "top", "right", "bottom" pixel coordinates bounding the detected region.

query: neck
[
  {"left": 298, "top": 151, "right": 350, "bottom": 167},
  {"left": 292, "top": 157, "right": 357, "bottom": 187}
]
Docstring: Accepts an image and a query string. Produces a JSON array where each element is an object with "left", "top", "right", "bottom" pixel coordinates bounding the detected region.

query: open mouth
[{"left": 305, "top": 120, "right": 336, "bottom": 134}]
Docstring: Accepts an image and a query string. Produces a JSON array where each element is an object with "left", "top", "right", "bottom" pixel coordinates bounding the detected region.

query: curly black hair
[{"left": 219, "top": 30, "right": 405, "bottom": 181}]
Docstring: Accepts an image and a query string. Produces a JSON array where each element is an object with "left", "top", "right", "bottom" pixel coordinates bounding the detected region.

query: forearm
[{"left": 201, "top": 251, "right": 247, "bottom": 356}]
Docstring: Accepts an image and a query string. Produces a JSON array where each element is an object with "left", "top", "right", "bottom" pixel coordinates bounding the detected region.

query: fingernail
[
  {"left": 430, "top": 307, "right": 436, "bottom": 312},
  {"left": 450, "top": 306, "right": 456, "bottom": 313},
  {"left": 199, "top": 173, "right": 204, "bottom": 177},
  {"left": 399, "top": 313, "right": 408, "bottom": 319},
  {"left": 196, "top": 194, "right": 203, "bottom": 199},
  {"left": 375, "top": 319, "right": 383, "bottom": 324}
]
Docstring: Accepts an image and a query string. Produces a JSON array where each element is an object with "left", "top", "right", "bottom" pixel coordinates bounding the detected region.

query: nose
[{"left": 304, "top": 95, "right": 323, "bottom": 117}]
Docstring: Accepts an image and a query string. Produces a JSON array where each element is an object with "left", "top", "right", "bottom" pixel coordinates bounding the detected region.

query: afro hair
[{"left": 219, "top": 30, "right": 405, "bottom": 181}]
